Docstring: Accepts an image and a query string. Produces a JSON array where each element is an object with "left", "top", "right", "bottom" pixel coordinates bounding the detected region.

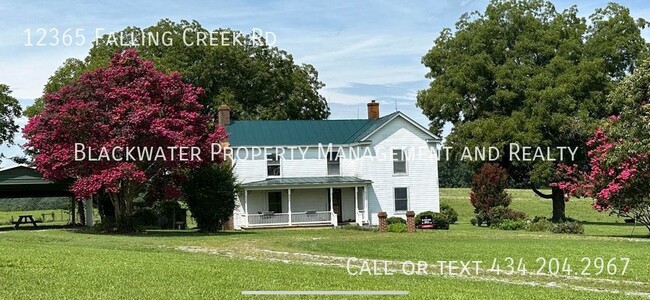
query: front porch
[{"left": 236, "top": 176, "right": 371, "bottom": 228}]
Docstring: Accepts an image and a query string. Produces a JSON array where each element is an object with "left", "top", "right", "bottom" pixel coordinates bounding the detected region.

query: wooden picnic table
[{"left": 12, "top": 215, "right": 42, "bottom": 229}]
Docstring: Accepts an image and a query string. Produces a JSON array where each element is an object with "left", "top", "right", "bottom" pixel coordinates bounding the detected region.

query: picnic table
[{"left": 12, "top": 215, "right": 42, "bottom": 229}]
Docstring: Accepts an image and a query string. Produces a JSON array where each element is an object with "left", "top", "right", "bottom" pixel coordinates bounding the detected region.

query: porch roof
[{"left": 241, "top": 176, "right": 371, "bottom": 189}]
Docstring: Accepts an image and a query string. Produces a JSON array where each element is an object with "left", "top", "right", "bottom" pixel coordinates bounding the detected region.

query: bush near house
[
  {"left": 498, "top": 219, "right": 527, "bottom": 230},
  {"left": 431, "top": 213, "right": 450, "bottom": 230},
  {"left": 387, "top": 223, "right": 407, "bottom": 233},
  {"left": 470, "top": 164, "right": 523, "bottom": 228},
  {"left": 415, "top": 204, "right": 458, "bottom": 227},
  {"left": 440, "top": 203, "right": 458, "bottom": 224},
  {"left": 182, "top": 164, "right": 237, "bottom": 232},
  {"left": 470, "top": 164, "right": 511, "bottom": 214},
  {"left": 525, "top": 216, "right": 584, "bottom": 234},
  {"left": 386, "top": 216, "right": 406, "bottom": 225},
  {"left": 550, "top": 222, "right": 585, "bottom": 234}
]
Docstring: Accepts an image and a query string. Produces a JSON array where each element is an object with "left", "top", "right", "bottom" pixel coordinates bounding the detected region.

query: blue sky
[{"left": 0, "top": 0, "right": 648, "bottom": 167}]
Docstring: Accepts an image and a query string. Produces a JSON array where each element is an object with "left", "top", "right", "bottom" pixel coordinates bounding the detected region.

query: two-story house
[{"left": 221, "top": 101, "right": 440, "bottom": 229}]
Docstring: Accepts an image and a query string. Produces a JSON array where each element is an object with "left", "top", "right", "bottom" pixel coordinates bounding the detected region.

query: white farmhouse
[{"left": 221, "top": 101, "right": 441, "bottom": 229}]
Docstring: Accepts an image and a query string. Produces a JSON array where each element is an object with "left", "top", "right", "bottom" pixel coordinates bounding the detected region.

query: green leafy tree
[
  {"left": 0, "top": 84, "right": 22, "bottom": 161},
  {"left": 182, "top": 163, "right": 238, "bottom": 232},
  {"left": 24, "top": 58, "right": 87, "bottom": 118},
  {"left": 25, "top": 19, "right": 329, "bottom": 120},
  {"left": 437, "top": 158, "right": 473, "bottom": 188},
  {"left": 417, "top": 0, "right": 648, "bottom": 221}
]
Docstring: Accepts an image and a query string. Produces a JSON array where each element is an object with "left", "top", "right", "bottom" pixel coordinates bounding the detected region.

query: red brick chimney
[
  {"left": 367, "top": 100, "right": 379, "bottom": 120},
  {"left": 218, "top": 104, "right": 231, "bottom": 126}
]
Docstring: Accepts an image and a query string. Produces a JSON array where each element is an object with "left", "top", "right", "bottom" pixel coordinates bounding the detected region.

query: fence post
[
  {"left": 406, "top": 211, "right": 416, "bottom": 233},
  {"left": 378, "top": 211, "right": 388, "bottom": 232}
]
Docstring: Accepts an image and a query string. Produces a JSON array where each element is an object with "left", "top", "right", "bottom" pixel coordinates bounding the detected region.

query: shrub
[
  {"left": 387, "top": 223, "right": 407, "bottom": 233},
  {"left": 470, "top": 218, "right": 477, "bottom": 226},
  {"left": 415, "top": 211, "right": 434, "bottom": 226},
  {"left": 416, "top": 206, "right": 457, "bottom": 226},
  {"left": 431, "top": 213, "right": 450, "bottom": 230},
  {"left": 485, "top": 207, "right": 527, "bottom": 227},
  {"left": 182, "top": 163, "right": 237, "bottom": 232},
  {"left": 475, "top": 211, "right": 488, "bottom": 226},
  {"left": 498, "top": 219, "right": 526, "bottom": 230},
  {"left": 132, "top": 207, "right": 158, "bottom": 227},
  {"left": 527, "top": 217, "right": 553, "bottom": 232},
  {"left": 440, "top": 203, "right": 458, "bottom": 224},
  {"left": 470, "top": 163, "right": 511, "bottom": 214},
  {"left": 551, "top": 222, "right": 584, "bottom": 234},
  {"left": 387, "top": 216, "right": 406, "bottom": 225}
]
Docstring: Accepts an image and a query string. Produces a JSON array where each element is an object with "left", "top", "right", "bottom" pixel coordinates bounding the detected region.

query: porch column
[
  {"left": 329, "top": 187, "right": 334, "bottom": 213},
  {"left": 288, "top": 188, "right": 292, "bottom": 226},
  {"left": 244, "top": 189, "right": 249, "bottom": 227},
  {"left": 363, "top": 185, "right": 369, "bottom": 223},
  {"left": 354, "top": 186, "right": 360, "bottom": 226},
  {"left": 85, "top": 196, "right": 94, "bottom": 227}
]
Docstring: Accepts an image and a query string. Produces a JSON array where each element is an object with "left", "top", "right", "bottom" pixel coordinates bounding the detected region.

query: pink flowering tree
[
  {"left": 23, "top": 49, "right": 228, "bottom": 228},
  {"left": 559, "top": 60, "right": 650, "bottom": 232}
]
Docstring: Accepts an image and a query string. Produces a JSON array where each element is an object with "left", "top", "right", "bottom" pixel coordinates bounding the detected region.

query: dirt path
[{"left": 176, "top": 245, "right": 650, "bottom": 298}]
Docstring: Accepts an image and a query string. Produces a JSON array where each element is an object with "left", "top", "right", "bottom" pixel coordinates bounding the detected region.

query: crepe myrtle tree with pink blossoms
[
  {"left": 556, "top": 60, "right": 650, "bottom": 232},
  {"left": 23, "top": 49, "right": 228, "bottom": 229}
]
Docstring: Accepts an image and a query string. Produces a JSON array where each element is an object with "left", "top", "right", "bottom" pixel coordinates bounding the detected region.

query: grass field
[{"left": 0, "top": 188, "right": 648, "bottom": 299}]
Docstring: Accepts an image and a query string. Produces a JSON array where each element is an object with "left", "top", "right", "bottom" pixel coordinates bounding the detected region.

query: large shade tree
[
  {"left": 0, "top": 84, "right": 22, "bottom": 161},
  {"left": 23, "top": 50, "right": 228, "bottom": 229},
  {"left": 559, "top": 60, "right": 650, "bottom": 232},
  {"left": 417, "top": 0, "right": 648, "bottom": 221},
  {"left": 25, "top": 19, "right": 330, "bottom": 120}
]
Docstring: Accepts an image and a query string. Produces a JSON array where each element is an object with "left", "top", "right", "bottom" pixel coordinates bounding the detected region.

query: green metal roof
[
  {"left": 226, "top": 112, "right": 399, "bottom": 146},
  {"left": 0, "top": 165, "right": 55, "bottom": 185},
  {"left": 0, "top": 165, "right": 73, "bottom": 198},
  {"left": 242, "top": 176, "right": 371, "bottom": 188}
]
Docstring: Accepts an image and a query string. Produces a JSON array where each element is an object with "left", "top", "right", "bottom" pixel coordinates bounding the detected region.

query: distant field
[
  {"left": 0, "top": 188, "right": 646, "bottom": 299},
  {"left": 441, "top": 188, "right": 625, "bottom": 225}
]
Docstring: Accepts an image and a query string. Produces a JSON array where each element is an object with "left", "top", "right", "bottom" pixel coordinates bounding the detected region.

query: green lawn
[{"left": 0, "top": 188, "right": 648, "bottom": 299}]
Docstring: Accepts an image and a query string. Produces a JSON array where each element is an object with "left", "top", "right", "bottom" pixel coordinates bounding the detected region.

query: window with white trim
[
  {"left": 394, "top": 187, "right": 408, "bottom": 211},
  {"left": 393, "top": 149, "right": 407, "bottom": 174},
  {"left": 267, "top": 154, "right": 281, "bottom": 176},
  {"left": 327, "top": 151, "right": 340, "bottom": 175}
]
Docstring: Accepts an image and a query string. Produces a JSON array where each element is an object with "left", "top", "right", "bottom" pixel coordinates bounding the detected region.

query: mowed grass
[{"left": 0, "top": 188, "right": 648, "bottom": 299}]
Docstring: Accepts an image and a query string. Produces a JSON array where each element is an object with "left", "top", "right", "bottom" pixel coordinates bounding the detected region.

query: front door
[{"left": 329, "top": 188, "right": 343, "bottom": 223}]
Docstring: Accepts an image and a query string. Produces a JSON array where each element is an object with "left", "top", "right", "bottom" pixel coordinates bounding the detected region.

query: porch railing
[
  {"left": 356, "top": 210, "right": 366, "bottom": 226},
  {"left": 246, "top": 211, "right": 333, "bottom": 227},
  {"left": 291, "top": 211, "right": 331, "bottom": 224},
  {"left": 247, "top": 213, "right": 289, "bottom": 226}
]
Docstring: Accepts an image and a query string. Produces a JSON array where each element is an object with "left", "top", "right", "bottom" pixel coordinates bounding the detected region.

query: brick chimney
[
  {"left": 218, "top": 104, "right": 231, "bottom": 126},
  {"left": 367, "top": 100, "right": 379, "bottom": 120}
]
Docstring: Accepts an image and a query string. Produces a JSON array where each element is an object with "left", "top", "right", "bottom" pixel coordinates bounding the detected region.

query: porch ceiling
[{"left": 241, "top": 176, "right": 371, "bottom": 189}]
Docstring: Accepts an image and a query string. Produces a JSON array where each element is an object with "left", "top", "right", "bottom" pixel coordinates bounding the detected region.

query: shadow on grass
[
  {"left": 70, "top": 227, "right": 257, "bottom": 237},
  {"left": 581, "top": 221, "right": 635, "bottom": 227},
  {"left": 0, "top": 224, "right": 73, "bottom": 232},
  {"left": 603, "top": 233, "right": 650, "bottom": 238}
]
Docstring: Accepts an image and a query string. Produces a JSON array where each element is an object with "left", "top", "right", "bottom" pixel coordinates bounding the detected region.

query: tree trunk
[
  {"left": 77, "top": 200, "right": 86, "bottom": 226},
  {"left": 532, "top": 186, "right": 566, "bottom": 222},
  {"left": 550, "top": 187, "right": 566, "bottom": 222}
]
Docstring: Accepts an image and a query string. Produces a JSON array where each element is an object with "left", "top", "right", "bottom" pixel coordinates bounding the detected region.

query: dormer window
[
  {"left": 267, "top": 154, "right": 281, "bottom": 176},
  {"left": 327, "top": 151, "right": 340, "bottom": 175}
]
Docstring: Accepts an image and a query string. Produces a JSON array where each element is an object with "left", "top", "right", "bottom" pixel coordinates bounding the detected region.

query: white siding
[
  {"left": 360, "top": 117, "right": 439, "bottom": 224},
  {"left": 233, "top": 114, "right": 440, "bottom": 227}
]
